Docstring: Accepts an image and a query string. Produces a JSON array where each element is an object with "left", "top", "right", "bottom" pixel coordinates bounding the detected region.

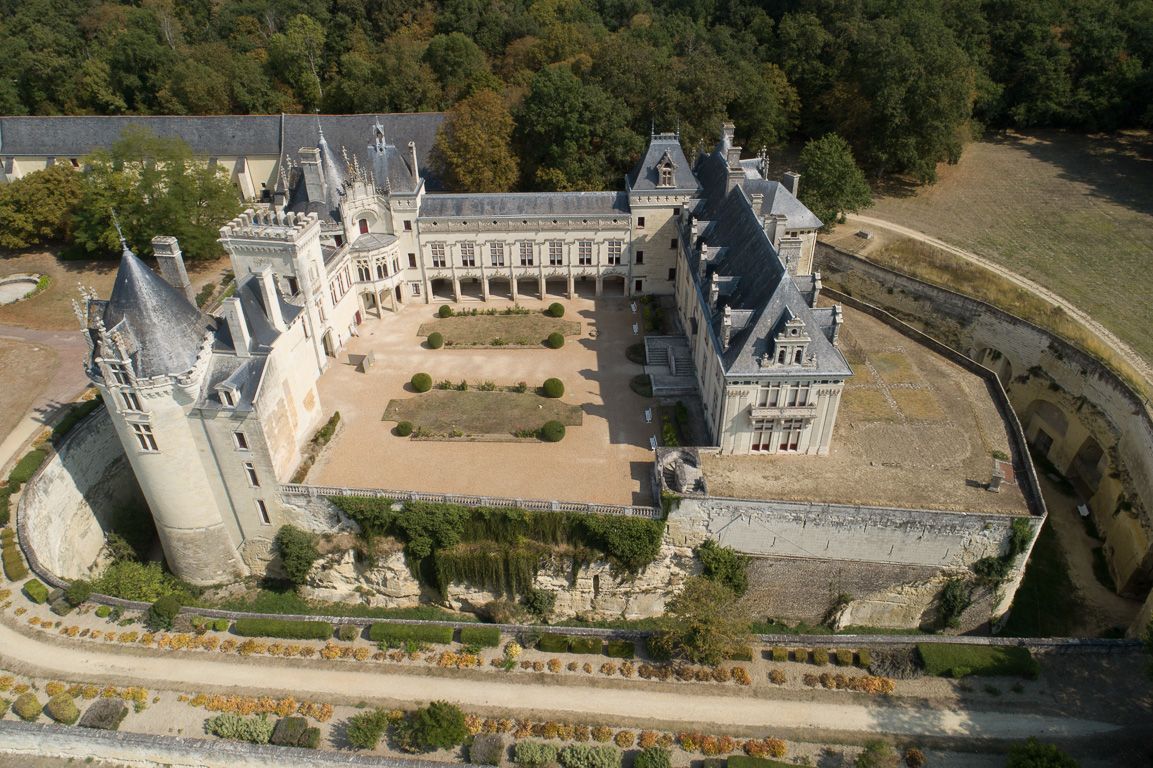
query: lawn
[
  {"left": 999, "top": 517, "right": 1086, "bottom": 638},
  {"left": 916, "top": 643, "right": 1036, "bottom": 677},
  {"left": 384, "top": 390, "right": 583, "bottom": 437},
  {"left": 0, "top": 339, "right": 57, "bottom": 443},
  {"left": 418, "top": 314, "right": 580, "bottom": 346}
]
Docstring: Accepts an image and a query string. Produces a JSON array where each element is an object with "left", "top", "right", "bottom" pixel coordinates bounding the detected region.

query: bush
[
  {"left": 13, "top": 692, "right": 41, "bottom": 721},
  {"left": 726, "top": 645, "right": 754, "bottom": 661},
  {"left": 855, "top": 741, "right": 898, "bottom": 768},
  {"left": 338, "top": 624, "right": 360, "bottom": 642},
  {"left": 538, "top": 633, "right": 570, "bottom": 653},
  {"left": 523, "top": 587, "right": 556, "bottom": 619},
  {"left": 548, "top": 303, "right": 565, "bottom": 318},
  {"left": 95, "top": 606, "right": 112, "bottom": 618},
  {"left": 461, "top": 626, "right": 500, "bottom": 647},
  {"left": 213, "top": 618, "right": 229, "bottom": 632},
  {"left": 632, "top": 746, "right": 671, "bottom": 768},
  {"left": 275, "top": 525, "right": 320, "bottom": 586},
  {"left": 606, "top": 640, "right": 635, "bottom": 659},
  {"left": 270, "top": 716, "right": 310, "bottom": 747},
  {"left": 916, "top": 644, "right": 1036, "bottom": 678},
  {"left": 45, "top": 694, "right": 79, "bottom": 725},
  {"left": 233, "top": 618, "right": 333, "bottom": 640},
  {"left": 903, "top": 748, "right": 926, "bottom": 768},
  {"left": 857, "top": 648, "right": 871, "bottom": 669},
  {"left": 412, "top": 373, "right": 433, "bottom": 392},
  {"left": 542, "top": 378, "right": 565, "bottom": 398},
  {"left": 695, "top": 540, "right": 750, "bottom": 597},
  {"left": 471, "top": 733, "right": 506, "bottom": 766},
  {"left": 1006, "top": 737, "right": 1081, "bottom": 768},
  {"left": 300, "top": 726, "right": 321, "bottom": 749},
  {"left": 547, "top": 332, "right": 565, "bottom": 349},
  {"left": 428, "top": 332, "right": 444, "bottom": 349},
  {"left": 65, "top": 580, "right": 92, "bottom": 607},
  {"left": 772, "top": 647, "right": 788, "bottom": 662},
  {"left": 625, "top": 342, "right": 646, "bottom": 365},
  {"left": 78, "top": 698, "right": 128, "bottom": 730},
  {"left": 559, "top": 743, "right": 621, "bottom": 768},
  {"left": 369, "top": 623, "right": 453, "bottom": 645},
  {"left": 397, "top": 421, "right": 414, "bottom": 436},
  {"left": 393, "top": 700, "right": 468, "bottom": 753},
  {"left": 314, "top": 412, "right": 341, "bottom": 444},
  {"left": 836, "top": 650, "right": 854, "bottom": 666},
  {"left": 541, "top": 420, "right": 565, "bottom": 442},
  {"left": 23, "top": 579, "right": 49, "bottom": 604},
  {"left": 570, "top": 636, "right": 601, "bottom": 654},
  {"left": 205, "top": 712, "right": 275, "bottom": 744},
  {"left": 149, "top": 595, "right": 182, "bottom": 630},
  {"left": 516, "top": 740, "right": 559, "bottom": 768},
  {"left": 3, "top": 547, "right": 28, "bottom": 581},
  {"left": 439, "top": 304, "right": 454, "bottom": 318},
  {"left": 645, "top": 633, "right": 673, "bottom": 661},
  {"left": 346, "top": 708, "right": 390, "bottom": 749},
  {"left": 0, "top": 487, "right": 10, "bottom": 526},
  {"left": 728, "top": 757, "right": 792, "bottom": 768},
  {"left": 7, "top": 449, "right": 46, "bottom": 491},
  {"left": 812, "top": 648, "right": 829, "bottom": 666}
]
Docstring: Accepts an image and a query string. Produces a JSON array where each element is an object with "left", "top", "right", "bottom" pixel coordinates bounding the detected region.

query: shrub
[
  {"left": 606, "top": 640, "right": 634, "bottom": 659},
  {"left": 548, "top": 303, "right": 565, "bottom": 318},
  {"left": 772, "top": 647, "right": 788, "bottom": 662},
  {"left": 855, "top": 741, "right": 898, "bottom": 768},
  {"left": 916, "top": 644, "right": 1036, "bottom": 678},
  {"left": 369, "top": 623, "right": 453, "bottom": 645},
  {"left": 213, "top": 618, "right": 230, "bottom": 632},
  {"left": 270, "top": 716, "right": 310, "bottom": 747},
  {"left": 523, "top": 587, "right": 556, "bottom": 619},
  {"left": 13, "top": 692, "right": 41, "bottom": 721},
  {"left": 547, "top": 332, "right": 565, "bottom": 349},
  {"left": 812, "top": 648, "right": 829, "bottom": 666},
  {"left": 45, "top": 694, "right": 80, "bottom": 725},
  {"left": 3, "top": 547, "right": 28, "bottom": 581},
  {"left": 95, "top": 606, "right": 111, "bottom": 619},
  {"left": 541, "top": 420, "right": 566, "bottom": 442},
  {"left": 632, "top": 746, "right": 671, "bottom": 768},
  {"left": 0, "top": 488, "right": 10, "bottom": 526},
  {"left": 7, "top": 449, "right": 46, "bottom": 492},
  {"left": 542, "top": 378, "right": 564, "bottom": 398},
  {"left": 560, "top": 743, "right": 621, "bottom": 768},
  {"left": 726, "top": 645, "right": 754, "bottom": 661},
  {"left": 439, "top": 305, "right": 454, "bottom": 318},
  {"left": 1005, "top": 737, "right": 1081, "bottom": 768},
  {"left": 275, "top": 525, "right": 320, "bottom": 586},
  {"left": 570, "top": 636, "right": 601, "bottom": 654},
  {"left": 428, "top": 332, "right": 444, "bottom": 349},
  {"left": 695, "top": 540, "right": 750, "bottom": 597},
  {"left": 233, "top": 618, "right": 334, "bottom": 640},
  {"left": 645, "top": 634, "right": 673, "bottom": 661},
  {"left": 149, "top": 595, "right": 181, "bottom": 630},
  {"left": 472, "top": 733, "right": 506, "bottom": 766},
  {"left": 515, "top": 740, "right": 558, "bottom": 768},
  {"left": 411, "top": 373, "right": 433, "bottom": 392},
  {"left": 461, "top": 626, "right": 500, "bottom": 647},
  {"left": 538, "top": 634, "right": 569, "bottom": 653},
  {"left": 904, "top": 748, "right": 926, "bottom": 768},
  {"left": 397, "top": 421, "right": 414, "bottom": 436},
  {"left": 729, "top": 757, "right": 789, "bottom": 768},
  {"left": 346, "top": 708, "right": 391, "bottom": 749},
  {"left": 836, "top": 650, "right": 854, "bottom": 666},
  {"left": 858, "top": 648, "right": 871, "bottom": 669},
  {"left": 79, "top": 698, "right": 128, "bottom": 730},
  {"left": 629, "top": 374, "right": 653, "bottom": 398},
  {"left": 23, "top": 579, "right": 49, "bottom": 604},
  {"left": 768, "top": 669, "right": 786, "bottom": 685},
  {"left": 338, "top": 624, "right": 360, "bottom": 642},
  {"left": 205, "top": 712, "right": 275, "bottom": 744},
  {"left": 393, "top": 700, "right": 468, "bottom": 753}
]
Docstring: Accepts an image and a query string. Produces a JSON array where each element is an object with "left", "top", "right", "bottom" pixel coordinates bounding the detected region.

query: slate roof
[
  {"left": 694, "top": 147, "right": 822, "bottom": 230},
  {"left": 419, "top": 192, "right": 630, "bottom": 219},
  {"left": 102, "top": 246, "right": 213, "bottom": 378},
  {"left": 199, "top": 355, "right": 267, "bottom": 411},
  {"left": 0, "top": 115, "right": 282, "bottom": 157},
  {"left": 351, "top": 233, "right": 399, "bottom": 252},
  {"left": 627, "top": 135, "right": 699, "bottom": 192}
]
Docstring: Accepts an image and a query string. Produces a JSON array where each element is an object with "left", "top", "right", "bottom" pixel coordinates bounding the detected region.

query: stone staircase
[{"left": 643, "top": 336, "right": 699, "bottom": 397}]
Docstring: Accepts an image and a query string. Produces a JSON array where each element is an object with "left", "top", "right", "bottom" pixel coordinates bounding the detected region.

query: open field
[
  {"left": 0, "top": 340, "right": 57, "bottom": 444},
  {"left": 857, "top": 129, "right": 1153, "bottom": 367},
  {"left": 384, "top": 389, "right": 583, "bottom": 436},
  {"left": 417, "top": 313, "right": 580, "bottom": 346}
]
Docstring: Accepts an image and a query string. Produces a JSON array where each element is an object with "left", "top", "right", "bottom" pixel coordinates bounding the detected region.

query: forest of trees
[{"left": 1, "top": 0, "right": 1150, "bottom": 191}]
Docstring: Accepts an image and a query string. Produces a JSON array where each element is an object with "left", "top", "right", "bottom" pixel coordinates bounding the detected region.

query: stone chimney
[
  {"left": 151, "top": 236, "right": 194, "bottom": 303},
  {"left": 767, "top": 213, "right": 788, "bottom": 250},
  {"left": 831, "top": 304, "right": 843, "bottom": 346},
  {"left": 750, "top": 192, "right": 763, "bottom": 211},
  {"left": 219, "top": 296, "right": 251, "bottom": 358},
  {"left": 782, "top": 171, "right": 800, "bottom": 197},
  {"left": 709, "top": 273, "right": 720, "bottom": 311},
  {"left": 811, "top": 270, "right": 822, "bottom": 308},
  {"left": 257, "top": 266, "right": 286, "bottom": 332},
  {"left": 698, "top": 242, "right": 709, "bottom": 283},
  {"left": 299, "top": 147, "right": 325, "bottom": 202},
  {"left": 409, "top": 141, "right": 419, "bottom": 179},
  {"left": 721, "top": 122, "right": 735, "bottom": 146},
  {"left": 721, "top": 305, "right": 732, "bottom": 352}
]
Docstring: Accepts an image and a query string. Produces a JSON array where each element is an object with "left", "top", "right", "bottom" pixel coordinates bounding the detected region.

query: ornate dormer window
[
  {"left": 760, "top": 315, "right": 815, "bottom": 368},
  {"left": 656, "top": 150, "right": 677, "bottom": 187},
  {"left": 216, "top": 384, "right": 239, "bottom": 408}
]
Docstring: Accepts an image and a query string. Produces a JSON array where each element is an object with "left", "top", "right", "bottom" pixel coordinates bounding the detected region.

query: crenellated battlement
[{"left": 219, "top": 209, "right": 320, "bottom": 242}]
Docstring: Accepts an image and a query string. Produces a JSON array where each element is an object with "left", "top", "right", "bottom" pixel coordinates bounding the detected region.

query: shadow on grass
[{"left": 999, "top": 517, "right": 1086, "bottom": 638}]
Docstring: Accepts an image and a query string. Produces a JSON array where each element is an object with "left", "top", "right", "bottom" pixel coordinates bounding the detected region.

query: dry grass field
[
  {"left": 861, "top": 129, "right": 1153, "bottom": 366},
  {"left": 417, "top": 313, "right": 580, "bottom": 346},
  {"left": 0, "top": 339, "right": 57, "bottom": 441},
  {"left": 384, "top": 389, "right": 583, "bottom": 437}
]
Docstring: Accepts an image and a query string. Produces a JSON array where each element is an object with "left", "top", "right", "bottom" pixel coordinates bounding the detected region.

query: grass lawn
[
  {"left": 999, "top": 517, "right": 1086, "bottom": 638},
  {"left": 418, "top": 314, "right": 580, "bottom": 346},
  {"left": 384, "top": 390, "right": 582, "bottom": 436},
  {"left": 205, "top": 586, "right": 479, "bottom": 622},
  {"left": 916, "top": 643, "right": 1036, "bottom": 677}
]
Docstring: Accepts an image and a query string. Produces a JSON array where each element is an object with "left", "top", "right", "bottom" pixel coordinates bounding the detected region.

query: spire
[{"left": 111, "top": 208, "right": 132, "bottom": 258}]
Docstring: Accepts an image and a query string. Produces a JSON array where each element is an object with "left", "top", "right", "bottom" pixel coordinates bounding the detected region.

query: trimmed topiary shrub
[
  {"left": 13, "top": 692, "right": 41, "bottom": 721},
  {"left": 541, "top": 420, "right": 565, "bottom": 442},
  {"left": 542, "top": 378, "right": 564, "bottom": 398},
  {"left": 428, "top": 332, "right": 444, "bottom": 349},
  {"left": 471, "top": 732, "right": 506, "bottom": 766},
  {"left": 78, "top": 698, "right": 128, "bottom": 730},
  {"left": 23, "top": 579, "right": 49, "bottom": 604},
  {"left": 411, "top": 372, "right": 433, "bottom": 392},
  {"left": 569, "top": 636, "right": 601, "bottom": 654},
  {"left": 460, "top": 626, "right": 500, "bottom": 647},
  {"left": 271, "top": 716, "right": 310, "bottom": 747},
  {"left": 559, "top": 743, "right": 621, "bottom": 768},
  {"left": 95, "top": 606, "right": 111, "bottom": 619},
  {"left": 3, "top": 547, "right": 28, "bottom": 581},
  {"left": 516, "top": 740, "right": 559, "bottom": 768},
  {"left": 213, "top": 618, "right": 230, "bottom": 632},
  {"left": 148, "top": 594, "right": 181, "bottom": 630},
  {"left": 606, "top": 640, "right": 635, "bottom": 659},
  {"left": 65, "top": 580, "right": 92, "bottom": 607},
  {"left": 45, "top": 694, "right": 79, "bottom": 725},
  {"left": 369, "top": 623, "right": 453, "bottom": 645},
  {"left": 632, "top": 746, "right": 672, "bottom": 768},
  {"left": 337, "top": 624, "right": 360, "bottom": 642},
  {"left": 772, "top": 647, "right": 789, "bottom": 663},
  {"left": 546, "top": 332, "right": 565, "bottom": 349},
  {"left": 836, "top": 649, "right": 853, "bottom": 666},
  {"left": 300, "top": 726, "right": 321, "bottom": 749},
  {"left": 233, "top": 618, "right": 333, "bottom": 640},
  {"left": 537, "top": 634, "right": 569, "bottom": 654},
  {"left": 439, "top": 304, "right": 454, "bottom": 318},
  {"left": 812, "top": 648, "right": 829, "bottom": 666},
  {"left": 396, "top": 421, "right": 414, "bottom": 436},
  {"left": 205, "top": 712, "right": 275, "bottom": 744},
  {"left": 548, "top": 303, "right": 565, "bottom": 318},
  {"left": 0, "top": 487, "right": 10, "bottom": 527}
]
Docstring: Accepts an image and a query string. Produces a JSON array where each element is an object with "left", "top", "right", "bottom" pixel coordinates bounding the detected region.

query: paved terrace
[
  {"left": 310, "top": 295, "right": 657, "bottom": 506},
  {"left": 703, "top": 303, "right": 1030, "bottom": 514}
]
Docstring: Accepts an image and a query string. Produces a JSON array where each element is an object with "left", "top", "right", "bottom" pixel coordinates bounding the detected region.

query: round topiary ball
[
  {"left": 542, "top": 378, "right": 564, "bottom": 398},
  {"left": 428, "top": 332, "right": 444, "bottom": 349},
  {"left": 411, "top": 373, "right": 432, "bottom": 392},
  {"left": 546, "top": 332, "right": 564, "bottom": 349},
  {"left": 396, "top": 421, "right": 414, "bottom": 437},
  {"left": 548, "top": 303, "right": 565, "bottom": 318},
  {"left": 541, "top": 420, "right": 565, "bottom": 442},
  {"left": 439, "top": 304, "right": 453, "bottom": 318}
]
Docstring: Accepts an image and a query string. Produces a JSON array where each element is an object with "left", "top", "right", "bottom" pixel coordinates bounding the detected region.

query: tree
[
  {"left": 424, "top": 32, "right": 491, "bottom": 97},
  {"left": 652, "top": 575, "right": 750, "bottom": 666},
  {"left": 1005, "top": 737, "right": 1082, "bottom": 768},
  {"left": 0, "top": 164, "right": 83, "bottom": 250},
  {"left": 267, "top": 15, "right": 328, "bottom": 112},
  {"left": 694, "top": 540, "right": 750, "bottom": 597},
  {"left": 430, "top": 90, "right": 519, "bottom": 193},
  {"left": 71, "top": 124, "right": 242, "bottom": 260},
  {"left": 275, "top": 525, "right": 321, "bottom": 586},
  {"left": 393, "top": 700, "right": 468, "bottom": 753},
  {"left": 797, "top": 133, "right": 873, "bottom": 231}
]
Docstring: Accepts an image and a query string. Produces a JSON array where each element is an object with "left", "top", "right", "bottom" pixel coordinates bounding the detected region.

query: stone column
[
  {"left": 482, "top": 278, "right": 490, "bottom": 301},
  {"left": 567, "top": 273, "right": 575, "bottom": 299},
  {"left": 538, "top": 276, "right": 546, "bottom": 300},
  {"left": 453, "top": 278, "right": 461, "bottom": 302},
  {"left": 595, "top": 275, "right": 603, "bottom": 298},
  {"left": 511, "top": 274, "right": 519, "bottom": 300}
]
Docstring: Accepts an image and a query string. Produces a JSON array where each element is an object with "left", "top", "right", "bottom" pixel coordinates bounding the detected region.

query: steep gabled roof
[
  {"left": 419, "top": 191, "right": 629, "bottom": 219},
  {"left": 627, "top": 135, "right": 699, "bottom": 192},
  {"left": 0, "top": 115, "right": 282, "bottom": 157}
]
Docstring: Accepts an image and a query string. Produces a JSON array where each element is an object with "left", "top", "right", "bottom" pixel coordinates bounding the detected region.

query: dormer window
[
  {"left": 656, "top": 150, "right": 678, "bottom": 188},
  {"left": 794, "top": 350, "right": 803, "bottom": 364},
  {"left": 121, "top": 391, "right": 142, "bottom": 412},
  {"left": 221, "top": 390, "right": 234, "bottom": 407},
  {"left": 660, "top": 167, "right": 674, "bottom": 186},
  {"left": 108, "top": 362, "right": 131, "bottom": 385}
]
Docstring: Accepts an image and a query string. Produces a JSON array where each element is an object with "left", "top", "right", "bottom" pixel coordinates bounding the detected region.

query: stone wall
[{"left": 18, "top": 408, "right": 144, "bottom": 579}]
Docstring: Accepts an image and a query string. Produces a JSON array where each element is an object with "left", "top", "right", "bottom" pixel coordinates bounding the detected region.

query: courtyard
[{"left": 309, "top": 295, "right": 658, "bottom": 506}]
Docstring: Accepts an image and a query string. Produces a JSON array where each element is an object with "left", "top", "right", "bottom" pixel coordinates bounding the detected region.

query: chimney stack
[
  {"left": 257, "top": 266, "right": 286, "bottom": 332},
  {"left": 721, "top": 305, "right": 732, "bottom": 352},
  {"left": 768, "top": 213, "right": 788, "bottom": 250},
  {"left": 709, "top": 273, "right": 720, "bottom": 311},
  {"left": 698, "top": 241, "right": 709, "bottom": 283},
  {"left": 782, "top": 171, "right": 800, "bottom": 197},
  {"left": 220, "top": 297, "right": 251, "bottom": 358},
  {"left": 831, "top": 304, "right": 844, "bottom": 346},
  {"left": 409, "top": 141, "right": 419, "bottom": 179},
  {"left": 811, "top": 270, "right": 822, "bottom": 308},
  {"left": 299, "top": 147, "right": 325, "bottom": 202},
  {"left": 151, "top": 236, "right": 194, "bottom": 303}
]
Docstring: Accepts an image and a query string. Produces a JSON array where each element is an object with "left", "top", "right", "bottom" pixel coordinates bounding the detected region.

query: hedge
[
  {"left": 460, "top": 625, "right": 501, "bottom": 647},
  {"left": 79, "top": 699, "right": 128, "bottom": 730},
  {"left": 12, "top": 692, "right": 41, "bottom": 721},
  {"left": 570, "top": 636, "right": 601, "bottom": 654},
  {"left": 546, "top": 332, "right": 564, "bottom": 349},
  {"left": 23, "top": 578, "right": 48, "bottom": 604},
  {"left": 7, "top": 449, "right": 46, "bottom": 491},
  {"left": 233, "top": 618, "right": 333, "bottom": 640},
  {"left": 857, "top": 648, "right": 871, "bottom": 669},
  {"left": 537, "top": 633, "right": 570, "bottom": 654},
  {"left": 3, "top": 547, "right": 28, "bottom": 581},
  {"left": 369, "top": 623, "right": 453, "bottom": 645},
  {"left": 412, "top": 373, "right": 433, "bottom": 392},
  {"left": 45, "top": 694, "right": 79, "bottom": 725},
  {"left": 0, "top": 487, "right": 10, "bottom": 526},
  {"left": 727, "top": 757, "right": 794, "bottom": 768},
  {"left": 271, "top": 716, "right": 312, "bottom": 747},
  {"left": 725, "top": 645, "right": 754, "bottom": 661},
  {"left": 606, "top": 640, "right": 635, "bottom": 659},
  {"left": 917, "top": 644, "right": 1037, "bottom": 678},
  {"left": 771, "top": 647, "right": 788, "bottom": 662}
]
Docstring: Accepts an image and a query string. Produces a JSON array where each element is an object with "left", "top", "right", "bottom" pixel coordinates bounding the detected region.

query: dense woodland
[{"left": 1, "top": 0, "right": 1151, "bottom": 191}]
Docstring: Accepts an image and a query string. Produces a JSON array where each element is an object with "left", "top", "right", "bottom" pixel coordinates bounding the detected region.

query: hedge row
[
  {"left": 23, "top": 578, "right": 48, "bottom": 604},
  {"left": 369, "top": 623, "right": 454, "bottom": 645},
  {"left": 460, "top": 626, "right": 501, "bottom": 647},
  {"left": 606, "top": 640, "right": 635, "bottom": 659},
  {"left": 2, "top": 532, "right": 26, "bottom": 581},
  {"left": 728, "top": 757, "right": 794, "bottom": 768},
  {"left": 232, "top": 618, "right": 333, "bottom": 640},
  {"left": 7, "top": 449, "right": 46, "bottom": 492},
  {"left": 537, "top": 634, "right": 603, "bottom": 655},
  {"left": 917, "top": 644, "right": 1038, "bottom": 678}
]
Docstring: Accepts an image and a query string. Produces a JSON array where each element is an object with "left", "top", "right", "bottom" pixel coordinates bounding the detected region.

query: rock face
[{"left": 304, "top": 549, "right": 426, "bottom": 607}]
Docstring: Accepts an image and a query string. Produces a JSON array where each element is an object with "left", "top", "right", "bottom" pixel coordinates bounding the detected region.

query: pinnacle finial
[{"left": 110, "top": 208, "right": 130, "bottom": 254}]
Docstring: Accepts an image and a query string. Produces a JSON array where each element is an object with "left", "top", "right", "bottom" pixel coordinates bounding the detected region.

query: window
[
  {"left": 376, "top": 262, "right": 388, "bottom": 279},
  {"left": 357, "top": 262, "right": 372, "bottom": 282},
  {"left": 121, "top": 391, "right": 141, "bottom": 412},
  {"left": 71, "top": 158, "right": 80, "bottom": 168},
  {"left": 659, "top": 167, "right": 674, "bottom": 186},
  {"left": 635, "top": 280, "right": 643, "bottom": 293},
  {"left": 132, "top": 423, "right": 158, "bottom": 452},
  {"left": 221, "top": 390, "right": 235, "bottom": 407},
  {"left": 244, "top": 462, "right": 260, "bottom": 487},
  {"left": 255, "top": 499, "right": 270, "bottom": 525},
  {"left": 670, "top": 238, "right": 678, "bottom": 250},
  {"left": 334, "top": 234, "right": 343, "bottom": 247},
  {"left": 673, "top": 207, "right": 681, "bottom": 216},
  {"left": 392, "top": 258, "right": 400, "bottom": 274},
  {"left": 519, "top": 242, "right": 533, "bottom": 266},
  {"left": 358, "top": 219, "right": 369, "bottom": 235},
  {"left": 460, "top": 243, "right": 475, "bottom": 267},
  {"left": 635, "top": 250, "right": 644, "bottom": 265},
  {"left": 430, "top": 243, "right": 446, "bottom": 268},
  {"left": 108, "top": 363, "right": 130, "bottom": 385},
  {"left": 548, "top": 241, "right": 563, "bottom": 266},
  {"left": 408, "top": 253, "right": 417, "bottom": 268},
  {"left": 668, "top": 268, "right": 676, "bottom": 281},
  {"left": 578, "top": 241, "right": 592, "bottom": 266},
  {"left": 607, "top": 241, "right": 622, "bottom": 265},
  {"left": 489, "top": 242, "right": 505, "bottom": 267},
  {"left": 411, "top": 281, "right": 421, "bottom": 296},
  {"left": 286, "top": 276, "right": 299, "bottom": 295},
  {"left": 403, "top": 220, "right": 412, "bottom": 231},
  {"left": 779, "top": 419, "right": 804, "bottom": 452},
  {"left": 232, "top": 431, "right": 249, "bottom": 450},
  {"left": 637, "top": 217, "right": 645, "bottom": 229}
]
